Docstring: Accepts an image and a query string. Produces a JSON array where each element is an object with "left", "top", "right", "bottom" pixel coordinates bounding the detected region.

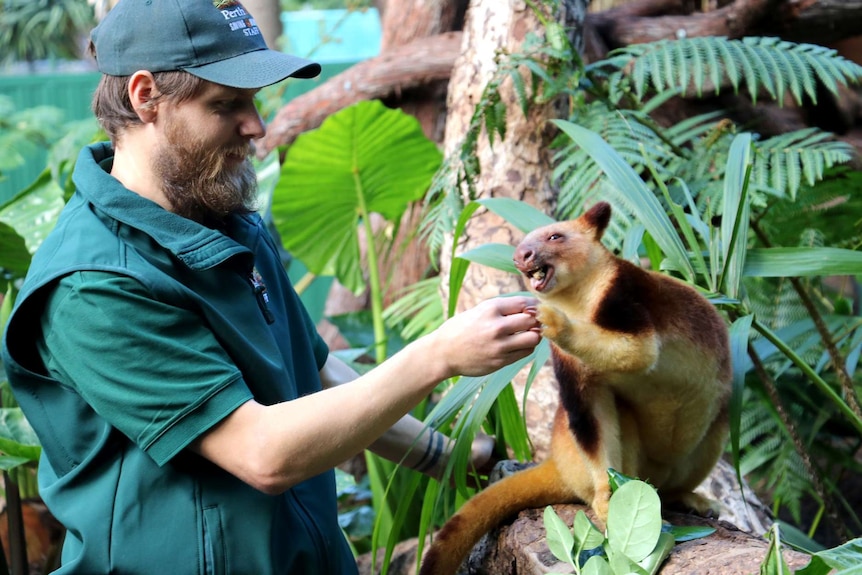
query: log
[
  {"left": 587, "top": 0, "right": 862, "bottom": 49},
  {"left": 588, "top": 0, "right": 779, "bottom": 48},
  {"left": 356, "top": 508, "right": 811, "bottom": 575},
  {"left": 461, "top": 506, "right": 811, "bottom": 575},
  {"left": 356, "top": 459, "right": 808, "bottom": 575}
]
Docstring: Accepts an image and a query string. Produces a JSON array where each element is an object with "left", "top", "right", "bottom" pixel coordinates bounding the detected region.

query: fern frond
[
  {"left": 553, "top": 103, "right": 675, "bottom": 220},
  {"left": 607, "top": 36, "right": 862, "bottom": 107},
  {"left": 664, "top": 110, "right": 727, "bottom": 147},
  {"left": 751, "top": 129, "right": 855, "bottom": 199}
]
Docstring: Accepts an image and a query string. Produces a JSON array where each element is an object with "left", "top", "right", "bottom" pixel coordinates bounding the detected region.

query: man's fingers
[{"left": 490, "top": 295, "right": 539, "bottom": 316}]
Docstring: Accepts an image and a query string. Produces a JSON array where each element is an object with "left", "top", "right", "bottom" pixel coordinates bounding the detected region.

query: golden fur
[{"left": 419, "top": 202, "right": 732, "bottom": 575}]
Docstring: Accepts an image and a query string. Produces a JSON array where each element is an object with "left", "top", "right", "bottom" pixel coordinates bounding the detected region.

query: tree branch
[
  {"left": 258, "top": 32, "right": 462, "bottom": 157},
  {"left": 588, "top": 0, "right": 779, "bottom": 47},
  {"left": 587, "top": 0, "right": 862, "bottom": 49}
]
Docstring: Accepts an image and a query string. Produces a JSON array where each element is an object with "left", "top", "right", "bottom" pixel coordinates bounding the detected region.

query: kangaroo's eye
[{"left": 549, "top": 233, "right": 562, "bottom": 241}]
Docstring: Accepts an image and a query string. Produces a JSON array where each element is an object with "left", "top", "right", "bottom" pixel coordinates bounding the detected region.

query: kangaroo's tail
[{"left": 419, "top": 460, "right": 576, "bottom": 575}]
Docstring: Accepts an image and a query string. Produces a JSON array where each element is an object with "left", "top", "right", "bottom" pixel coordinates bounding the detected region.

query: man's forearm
[{"left": 320, "top": 354, "right": 451, "bottom": 477}]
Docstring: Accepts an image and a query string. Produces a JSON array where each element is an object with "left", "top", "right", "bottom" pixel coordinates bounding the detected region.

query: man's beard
[{"left": 153, "top": 114, "right": 258, "bottom": 225}]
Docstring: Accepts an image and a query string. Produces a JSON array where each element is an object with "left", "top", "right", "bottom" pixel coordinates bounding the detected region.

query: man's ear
[{"left": 128, "top": 71, "right": 159, "bottom": 124}]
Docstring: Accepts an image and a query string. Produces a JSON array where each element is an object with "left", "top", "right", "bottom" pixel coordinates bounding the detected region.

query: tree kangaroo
[{"left": 420, "top": 202, "right": 732, "bottom": 575}]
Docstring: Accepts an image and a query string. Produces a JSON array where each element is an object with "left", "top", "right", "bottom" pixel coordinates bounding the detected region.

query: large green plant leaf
[
  {"left": 719, "top": 133, "right": 753, "bottom": 299},
  {"left": 743, "top": 247, "right": 862, "bottom": 277},
  {"left": 0, "top": 168, "right": 65, "bottom": 254},
  {"left": 271, "top": 100, "right": 442, "bottom": 295},
  {"left": 0, "top": 221, "right": 30, "bottom": 279},
  {"left": 0, "top": 408, "right": 40, "bottom": 466},
  {"left": 728, "top": 314, "right": 754, "bottom": 494}
]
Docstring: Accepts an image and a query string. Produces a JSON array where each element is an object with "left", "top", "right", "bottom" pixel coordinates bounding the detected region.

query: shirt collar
[{"left": 73, "top": 142, "right": 254, "bottom": 271}]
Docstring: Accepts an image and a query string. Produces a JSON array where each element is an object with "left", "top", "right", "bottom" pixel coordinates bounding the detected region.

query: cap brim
[{"left": 183, "top": 49, "right": 321, "bottom": 89}]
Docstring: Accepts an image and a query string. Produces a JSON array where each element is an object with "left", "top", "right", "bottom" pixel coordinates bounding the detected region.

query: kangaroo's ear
[{"left": 579, "top": 202, "right": 612, "bottom": 240}]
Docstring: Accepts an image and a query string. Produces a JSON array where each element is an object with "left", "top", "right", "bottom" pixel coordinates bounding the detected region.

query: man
[{"left": 0, "top": 1, "right": 541, "bottom": 573}]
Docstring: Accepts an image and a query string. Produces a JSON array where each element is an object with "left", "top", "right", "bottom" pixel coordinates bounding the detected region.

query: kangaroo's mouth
[{"left": 524, "top": 264, "right": 554, "bottom": 293}]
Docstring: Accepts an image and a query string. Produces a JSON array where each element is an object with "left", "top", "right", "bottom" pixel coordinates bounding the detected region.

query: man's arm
[
  {"left": 318, "top": 353, "right": 495, "bottom": 480},
  {"left": 192, "top": 296, "right": 539, "bottom": 493}
]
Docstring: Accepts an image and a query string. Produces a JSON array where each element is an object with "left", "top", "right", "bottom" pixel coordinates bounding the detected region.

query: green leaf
[
  {"left": 743, "top": 247, "right": 862, "bottom": 278},
  {"left": 668, "top": 525, "right": 716, "bottom": 543},
  {"left": 771, "top": 521, "right": 826, "bottom": 555},
  {"left": 544, "top": 506, "right": 576, "bottom": 566},
  {"left": 605, "top": 541, "right": 647, "bottom": 575},
  {"left": 728, "top": 314, "right": 754, "bottom": 495},
  {"left": 458, "top": 243, "right": 518, "bottom": 274},
  {"left": 272, "top": 100, "right": 442, "bottom": 295},
  {"left": 582, "top": 555, "right": 613, "bottom": 575},
  {"left": 252, "top": 149, "right": 281, "bottom": 221},
  {"left": 493, "top": 381, "right": 532, "bottom": 462},
  {"left": 327, "top": 310, "right": 407, "bottom": 358},
  {"left": 796, "top": 538, "right": 862, "bottom": 575},
  {"left": 0, "top": 455, "right": 32, "bottom": 471},
  {"left": 1, "top": 283, "right": 13, "bottom": 332},
  {"left": 760, "top": 524, "right": 792, "bottom": 575},
  {"left": 719, "top": 133, "right": 753, "bottom": 299},
  {"left": 637, "top": 531, "right": 674, "bottom": 575},
  {"left": 607, "top": 468, "right": 637, "bottom": 493},
  {"left": 0, "top": 408, "right": 41, "bottom": 463},
  {"left": 0, "top": 220, "right": 30, "bottom": 279},
  {"left": 0, "top": 168, "right": 65, "bottom": 255},
  {"left": 476, "top": 197, "right": 556, "bottom": 233},
  {"left": 574, "top": 510, "right": 606, "bottom": 551},
  {"left": 606, "top": 480, "right": 663, "bottom": 563}
]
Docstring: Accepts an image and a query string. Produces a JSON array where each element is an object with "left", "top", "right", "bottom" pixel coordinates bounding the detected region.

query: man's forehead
[{"left": 199, "top": 81, "right": 260, "bottom": 99}]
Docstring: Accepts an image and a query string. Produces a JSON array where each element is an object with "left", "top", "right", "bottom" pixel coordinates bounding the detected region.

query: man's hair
[{"left": 89, "top": 41, "right": 207, "bottom": 143}]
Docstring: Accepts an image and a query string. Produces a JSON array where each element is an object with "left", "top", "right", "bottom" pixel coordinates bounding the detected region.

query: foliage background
[{"left": 1, "top": 1, "right": 862, "bottom": 574}]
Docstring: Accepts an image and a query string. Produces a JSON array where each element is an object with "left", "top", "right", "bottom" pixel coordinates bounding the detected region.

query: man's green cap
[{"left": 91, "top": 0, "right": 321, "bottom": 89}]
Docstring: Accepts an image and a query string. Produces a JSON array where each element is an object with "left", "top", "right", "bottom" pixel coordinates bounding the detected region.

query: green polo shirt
[{"left": 2, "top": 142, "right": 358, "bottom": 575}]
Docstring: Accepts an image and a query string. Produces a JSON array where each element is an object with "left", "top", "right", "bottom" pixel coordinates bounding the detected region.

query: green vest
[{"left": 2, "top": 142, "right": 357, "bottom": 575}]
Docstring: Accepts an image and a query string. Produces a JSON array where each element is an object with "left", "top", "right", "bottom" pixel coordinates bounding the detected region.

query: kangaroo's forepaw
[{"left": 537, "top": 304, "right": 569, "bottom": 341}]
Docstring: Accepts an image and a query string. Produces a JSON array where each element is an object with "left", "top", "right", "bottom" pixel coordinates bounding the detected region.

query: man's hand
[{"left": 431, "top": 296, "right": 541, "bottom": 379}]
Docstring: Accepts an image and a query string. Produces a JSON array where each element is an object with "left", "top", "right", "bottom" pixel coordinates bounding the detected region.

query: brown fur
[{"left": 419, "top": 202, "right": 732, "bottom": 575}]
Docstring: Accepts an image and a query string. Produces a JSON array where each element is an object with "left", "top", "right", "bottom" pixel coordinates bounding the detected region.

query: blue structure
[{"left": 281, "top": 8, "right": 382, "bottom": 63}]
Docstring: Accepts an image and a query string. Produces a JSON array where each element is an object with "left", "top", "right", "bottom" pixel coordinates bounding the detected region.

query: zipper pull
[{"left": 248, "top": 267, "right": 275, "bottom": 324}]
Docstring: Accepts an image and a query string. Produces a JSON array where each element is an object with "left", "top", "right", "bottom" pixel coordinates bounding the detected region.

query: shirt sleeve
[{"left": 38, "top": 270, "right": 253, "bottom": 466}]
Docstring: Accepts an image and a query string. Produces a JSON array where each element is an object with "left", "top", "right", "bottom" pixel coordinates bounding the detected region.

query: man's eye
[{"left": 215, "top": 100, "right": 238, "bottom": 111}]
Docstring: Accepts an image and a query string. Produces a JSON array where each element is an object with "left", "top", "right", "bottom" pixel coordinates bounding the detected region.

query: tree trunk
[
  {"left": 437, "top": 0, "right": 587, "bottom": 309},
  {"left": 435, "top": 0, "right": 589, "bottom": 458},
  {"left": 258, "top": 33, "right": 462, "bottom": 155},
  {"left": 242, "top": 0, "right": 283, "bottom": 50}
]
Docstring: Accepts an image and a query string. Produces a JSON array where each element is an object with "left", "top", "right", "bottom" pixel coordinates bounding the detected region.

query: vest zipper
[{"left": 247, "top": 267, "right": 275, "bottom": 324}]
